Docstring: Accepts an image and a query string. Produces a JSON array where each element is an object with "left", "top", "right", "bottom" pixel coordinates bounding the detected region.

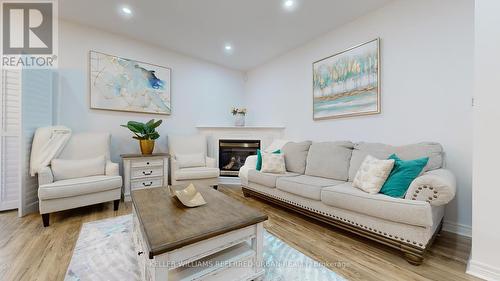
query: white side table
[{"left": 121, "top": 153, "right": 169, "bottom": 201}]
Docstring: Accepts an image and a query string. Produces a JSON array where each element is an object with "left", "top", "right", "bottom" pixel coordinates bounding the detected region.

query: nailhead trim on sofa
[
  {"left": 244, "top": 186, "right": 427, "bottom": 249},
  {"left": 411, "top": 184, "right": 439, "bottom": 204}
]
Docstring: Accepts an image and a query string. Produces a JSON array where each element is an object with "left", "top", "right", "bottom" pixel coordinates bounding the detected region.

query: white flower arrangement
[{"left": 231, "top": 107, "right": 247, "bottom": 116}]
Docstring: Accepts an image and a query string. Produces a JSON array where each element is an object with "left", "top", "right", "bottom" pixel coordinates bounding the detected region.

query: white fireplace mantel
[
  {"left": 196, "top": 125, "right": 286, "bottom": 156},
  {"left": 197, "top": 125, "right": 285, "bottom": 184}
]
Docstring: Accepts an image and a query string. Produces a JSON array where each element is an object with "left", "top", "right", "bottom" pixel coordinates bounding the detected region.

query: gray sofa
[{"left": 239, "top": 141, "right": 456, "bottom": 265}]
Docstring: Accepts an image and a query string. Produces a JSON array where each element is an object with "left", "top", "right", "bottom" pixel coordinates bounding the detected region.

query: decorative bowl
[{"left": 169, "top": 184, "right": 206, "bottom": 207}]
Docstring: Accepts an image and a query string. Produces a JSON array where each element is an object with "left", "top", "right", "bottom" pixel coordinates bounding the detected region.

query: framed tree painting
[
  {"left": 89, "top": 51, "right": 171, "bottom": 115},
  {"left": 313, "top": 38, "right": 380, "bottom": 120}
]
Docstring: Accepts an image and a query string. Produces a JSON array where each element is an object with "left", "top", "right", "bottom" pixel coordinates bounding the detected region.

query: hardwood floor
[{"left": 0, "top": 186, "right": 480, "bottom": 281}]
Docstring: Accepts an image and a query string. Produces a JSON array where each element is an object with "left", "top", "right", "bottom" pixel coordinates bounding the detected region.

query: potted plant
[
  {"left": 231, "top": 107, "right": 247, "bottom": 127},
  {"left": 121, "top": 119, "right": 162, "bottom": 155}
]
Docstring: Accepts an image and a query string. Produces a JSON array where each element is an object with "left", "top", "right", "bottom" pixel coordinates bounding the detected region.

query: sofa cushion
[
  {"left": 348, "top": 142, "right": 443, "bottom": 181},
  {"left": 176, "top": 153, "right": 206, "bottom": 168},
  {"left": 51, "top": 155, "right": 105, "bottom": 181},
  {"left": 248, "top": 169, "right": 298, "bottom": 188},
  {"left": 38, "top": 175, "right": 122, "bottom": 200},
  {"left": 277, "top": 175, "right": 345, "bottom": 200},
  {"left": 175, "top": 167, "right": 219, "bottom": 180},
  {"left": 321, "top": 183, "right": 433, "bottom": 227},
  {"left": 281, "top": 141, "right": 312, "bottom": 174},
  {"left": 305, "top": 141, "right": 353, "bottom": 181}
]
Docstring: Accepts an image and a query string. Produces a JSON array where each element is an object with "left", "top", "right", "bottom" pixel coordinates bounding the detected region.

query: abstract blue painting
[
  {"left": 90, "top": 51, "right": 171, "bottom": 115},
  {"left": 313, "top": 38, "right": 380, "bottom": 120}
]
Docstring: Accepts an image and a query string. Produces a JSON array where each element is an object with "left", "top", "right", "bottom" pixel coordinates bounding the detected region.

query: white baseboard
[
  {"left": 442, "top": 220, "right": 472, "bottom": 237},
  {"left": 467, "top": 259, "right": 500, "bottom": 281}
]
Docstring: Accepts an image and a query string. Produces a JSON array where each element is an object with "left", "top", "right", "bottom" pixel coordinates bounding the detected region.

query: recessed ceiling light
[
  {"left": 121, "top": 6, "right": 132, "bottom": 15},
  {"left": 224, "top": 44, "right": 234, "bottom": 54},
  {"left": 282, "top": 0, "right": 298, "bottom": 11}
]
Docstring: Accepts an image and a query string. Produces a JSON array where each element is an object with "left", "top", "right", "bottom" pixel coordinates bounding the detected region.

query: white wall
[
  {"left": 243, "top": 0, "right": 474, "bottom": 231},
  {"left": 57, "top": 21, "right": 245, "bottom": 163},
  {"left": 468, "top": 0, "right": 500, "bottom": 279}
]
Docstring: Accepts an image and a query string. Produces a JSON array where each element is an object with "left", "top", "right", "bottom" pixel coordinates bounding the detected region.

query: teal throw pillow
[
  {"left": 380, "top": 154, "right": 429, "bottom": 198},
  {"left": 256, "top": 149, "right": 281, "bottom": 171}
]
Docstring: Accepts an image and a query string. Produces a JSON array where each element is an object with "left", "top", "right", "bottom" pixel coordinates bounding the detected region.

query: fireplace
[{"left": 219, "top": 139, "right": 260, "bottom": 177}]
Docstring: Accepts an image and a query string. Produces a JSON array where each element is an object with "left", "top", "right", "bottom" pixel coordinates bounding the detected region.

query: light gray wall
[
  {"left": 243, "top": 0, "right": 474, "bottom": 232},
  {"left": 56, "top": 20, "right": 246, "bottom": 163}
]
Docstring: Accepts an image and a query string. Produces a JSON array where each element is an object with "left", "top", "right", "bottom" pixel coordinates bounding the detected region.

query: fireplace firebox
[{"left": 219, "top": 139, "right": 260, "bottom": 177}]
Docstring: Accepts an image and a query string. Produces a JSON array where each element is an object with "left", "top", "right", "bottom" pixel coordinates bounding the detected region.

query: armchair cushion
[
  {"left": 404, "top": 169, "right": 456, "bottom": 206},
  {"left": 174, "top": 167, "right": 219, "bottom": 181},
  {"left": 51, "top": 155, "right": 105, "bottom": 181},
  {"left": 176, "top": 153, "right": 206, "bottom": 168},
  {"left": 38, "top": 175, "right": 122, "bottom": 200}
]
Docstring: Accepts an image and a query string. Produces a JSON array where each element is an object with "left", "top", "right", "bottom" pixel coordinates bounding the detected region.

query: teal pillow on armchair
[
  {"left": 256, "top": 149, "right": 281, "bottom": 171},
  {"left": 380, "top": 154, "right": 429, "bottom": 198}
]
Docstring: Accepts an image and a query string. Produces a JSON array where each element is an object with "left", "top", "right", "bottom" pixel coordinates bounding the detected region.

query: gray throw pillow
[
  {"left": 281, "top": 141, "right": 312, "bottom": 174},
  {"left": 305, "top": 141, "right": 354, "bottom": 181}
]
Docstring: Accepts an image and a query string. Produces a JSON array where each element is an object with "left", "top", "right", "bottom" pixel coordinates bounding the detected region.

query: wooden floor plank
[{"left": 0, "top": 185, "right": 480, "bottom": 281}]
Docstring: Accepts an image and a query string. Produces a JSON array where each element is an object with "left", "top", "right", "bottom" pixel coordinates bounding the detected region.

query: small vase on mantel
[
  {"left": 231, "top": 107, "right": 247, "bottom": 127},
  {"left": 234, "top": 113, "right": 246, "bottom": 127}
]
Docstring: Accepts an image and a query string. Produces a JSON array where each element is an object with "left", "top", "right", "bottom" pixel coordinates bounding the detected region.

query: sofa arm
[
  {"left": 38, "top": 166, "right": 54, "bottom": 186},
  {"left": 243, "top": 155, "right": 257, "bottom": 169},
  {"left": 238, "top": 155, "right": 258, "bottom": 185},
  {"left": 206, "top": 156, "right": 217, "bottom": 168},
  {"left": 170, "top": 157, "right": 179, "bottom": 182},
  {"left": 105, "top": 161, "right": 120, "bottom": 176},
  {"left": 404, "top": 169, "right": 456, "bottom": 206}
]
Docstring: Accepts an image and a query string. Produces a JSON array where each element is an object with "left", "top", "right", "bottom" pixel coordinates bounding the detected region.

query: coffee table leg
[
  {"left": 150, "top": 257, "right": 169, "bottom": 281},
  {"left": 252, "top": 222, "right": 264, "bottom": 280}
]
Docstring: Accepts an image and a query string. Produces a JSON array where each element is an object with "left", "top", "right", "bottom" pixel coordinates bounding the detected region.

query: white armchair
[
  {"left": 168, "top": 135, "right": 219, "bottom": 187},
  {"left": 37, "top": 132, "right": 122, "bottom": 227}
]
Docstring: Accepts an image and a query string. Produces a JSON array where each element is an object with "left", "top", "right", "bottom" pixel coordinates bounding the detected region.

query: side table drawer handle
[
  {"left": 142, "top": 171, "right": 153, "bottom": 175},
  {"left": 138, "top": 251, "right": 144, "bottom": 256},
  {"left": 143, "top": 182, "right": 153, "bottom": 187}
]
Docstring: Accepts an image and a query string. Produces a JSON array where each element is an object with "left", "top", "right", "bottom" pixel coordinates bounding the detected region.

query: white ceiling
[{"left": 59, "top": 0, "right": 391, "bottom": 71}]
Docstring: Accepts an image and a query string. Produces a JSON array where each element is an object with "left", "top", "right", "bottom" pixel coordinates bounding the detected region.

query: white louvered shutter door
[{"left": 0, "top": 69, "right": 22, "bottom": 211}]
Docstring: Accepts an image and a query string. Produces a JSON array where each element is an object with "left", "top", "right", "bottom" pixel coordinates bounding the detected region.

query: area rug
[{"left": 65, "top": 215, "right": 345, "bottom": 281}]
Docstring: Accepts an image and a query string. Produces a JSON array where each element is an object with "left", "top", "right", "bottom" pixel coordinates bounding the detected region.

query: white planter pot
[{"left": 234, "top": 113, "right": 246, "bottom": 127}]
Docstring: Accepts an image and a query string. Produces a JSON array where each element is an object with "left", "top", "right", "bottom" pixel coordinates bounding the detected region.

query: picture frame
[
  {"left": 312, "top": 38, "right": 380, "bottom": 120},
  {"left": 89, "top": 50, "right": 172, "bottom": 115}
]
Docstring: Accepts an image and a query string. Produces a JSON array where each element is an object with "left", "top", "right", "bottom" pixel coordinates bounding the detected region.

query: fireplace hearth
[{"left": 219, "top": 139, "right": 260, "bottom": 177}]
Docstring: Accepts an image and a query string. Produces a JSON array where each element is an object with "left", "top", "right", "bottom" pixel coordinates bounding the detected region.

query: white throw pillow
[
  {"left": 176, "top": 153, "right": 206, "bottom": 168},
  {"left": 260, "top": 152, "right": 286, "bottom": 174},
  {"left": 51, "top": 155, "right": 106, "bottom": 181},
  {"left": 352, "top": 155, "right": 395, "bottom": 194}
]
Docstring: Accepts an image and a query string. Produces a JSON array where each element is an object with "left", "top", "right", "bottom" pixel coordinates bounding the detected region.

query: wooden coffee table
[{"left": 132, "top": 186, "right": 268, "bottom": 281}]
